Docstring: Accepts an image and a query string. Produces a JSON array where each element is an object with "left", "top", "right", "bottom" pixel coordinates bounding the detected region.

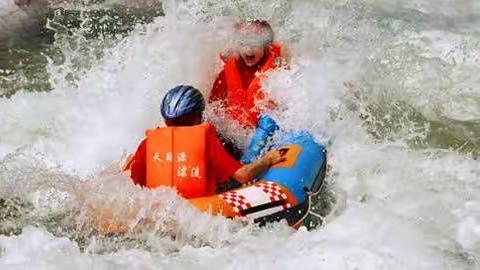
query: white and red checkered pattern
[
  {"left": 256, "top": 181, "right": 288, "bottom": 201},
  {"left": 220, "top": 191, "right": 252, "bottom": 213},
  {"left": 220, "top": 181, "right": 293, "bottom": 215}
]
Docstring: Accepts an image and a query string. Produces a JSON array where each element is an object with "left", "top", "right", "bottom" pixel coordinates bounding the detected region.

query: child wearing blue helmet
[{"left": 124, "top": 85, "right": 286, "bottom": 199}]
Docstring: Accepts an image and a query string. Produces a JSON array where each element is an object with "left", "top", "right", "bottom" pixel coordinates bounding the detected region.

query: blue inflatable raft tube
[
  {"left": 261, "top": 131, "right": 327, "bottom": 204},
  {"left": 238, "top": 115, "right": 327, "bottom": 224}
]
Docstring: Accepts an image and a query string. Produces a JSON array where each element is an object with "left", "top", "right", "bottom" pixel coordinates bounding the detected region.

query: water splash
[{"left": 1, "top": 0, "right": 479, "bottom": 269}]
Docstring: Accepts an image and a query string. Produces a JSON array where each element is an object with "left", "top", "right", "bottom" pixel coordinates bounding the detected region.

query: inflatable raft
[
  {"left": 189, "top": 116, "right": 327, "bottom": 226},
  {"left": 100, "top": 117, "right": 327, "bottom": 232}
]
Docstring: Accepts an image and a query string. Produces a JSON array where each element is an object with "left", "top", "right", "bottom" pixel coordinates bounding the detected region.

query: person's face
[{"left": 239, "top": 44, "right": 265, "bottom": 67}]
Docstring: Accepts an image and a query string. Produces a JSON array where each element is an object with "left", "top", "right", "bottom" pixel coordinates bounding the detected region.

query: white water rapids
[{"left": 0, "top": 0, "right": 479, "bottom": 269}]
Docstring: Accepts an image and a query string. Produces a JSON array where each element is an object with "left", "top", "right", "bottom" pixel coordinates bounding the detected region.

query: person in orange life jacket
[
  {"left": 124, "top": 85, "right": 287, "bottom": 199},
  {"left": 209, "top": 20, "right": 286, "bottom": 129}
]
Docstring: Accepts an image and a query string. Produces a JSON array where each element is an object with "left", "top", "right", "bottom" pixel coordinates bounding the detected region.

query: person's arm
[
  {"left": 207, "top": 125, "right": 243, "bottom": 183},
  {"left": 232, "top": 148, "right": 287, "bottom": 184},
  {"left": 209, "top": 70, "right": 227, "bottom": 103},
  {"left": 128, "top": 139, "right": 147, "bottom": 187}
]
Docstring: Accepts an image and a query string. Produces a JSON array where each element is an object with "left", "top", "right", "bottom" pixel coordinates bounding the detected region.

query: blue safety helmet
[{"left": 160, "top": 85, "right": 205, "bottom": 120}]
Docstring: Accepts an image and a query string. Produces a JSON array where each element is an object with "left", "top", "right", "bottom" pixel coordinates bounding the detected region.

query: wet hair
[
  {"left": 234, "top": 20, "right": 274, "bottom": 46},
  {"left": 164, "top": 112, "right": 202, "bottom": 127}
]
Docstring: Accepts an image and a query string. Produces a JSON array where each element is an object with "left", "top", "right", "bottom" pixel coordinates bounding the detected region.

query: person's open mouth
[{"left": 245, "top": 55, "right": 256, "bottom": 62}]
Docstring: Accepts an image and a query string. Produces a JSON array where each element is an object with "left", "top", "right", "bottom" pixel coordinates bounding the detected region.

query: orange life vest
[
  {"left": 223, "top": 43, "right": 283, "bottom": 127},
  {"left": 145, "top": 124, "right": 210, "bottom": 199}
]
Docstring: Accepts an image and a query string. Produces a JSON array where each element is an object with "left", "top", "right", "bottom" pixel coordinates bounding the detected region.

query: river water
[{"left": 0, "top": 0, "right": 479, "bottom": 269}]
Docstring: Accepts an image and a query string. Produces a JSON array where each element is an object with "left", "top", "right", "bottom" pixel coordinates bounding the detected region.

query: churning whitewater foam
[
  {"left": 0, "top": 0, "right": 47, "bottom": 41},
  {"left": 1, "top": 0, "right": 479, "bottom": 269}
]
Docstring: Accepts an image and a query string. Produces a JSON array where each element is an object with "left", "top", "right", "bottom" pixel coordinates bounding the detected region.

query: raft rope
[{"left": 292, "top": 180, "right": 327, "bottom": 229}]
